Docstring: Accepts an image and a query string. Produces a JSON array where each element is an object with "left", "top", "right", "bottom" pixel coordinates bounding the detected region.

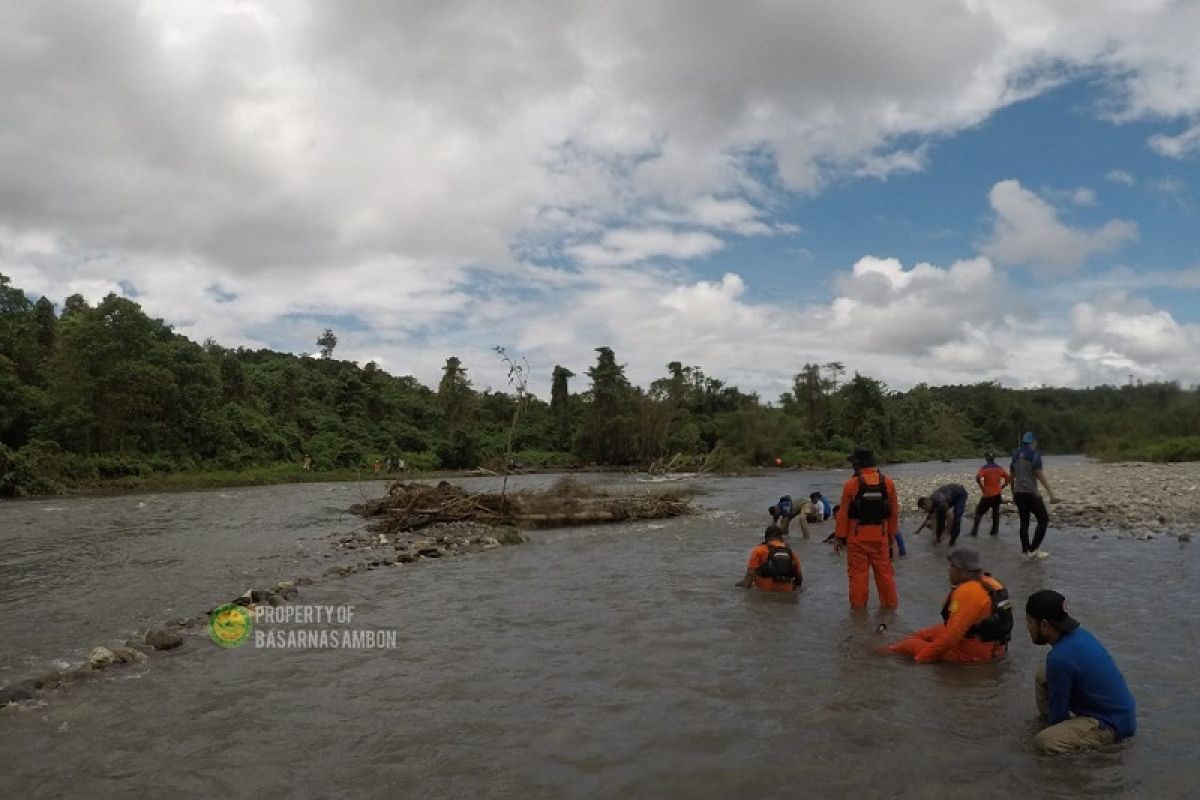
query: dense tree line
[{"left": 2, "top": 272, "right": 1198, "bottom": 495}]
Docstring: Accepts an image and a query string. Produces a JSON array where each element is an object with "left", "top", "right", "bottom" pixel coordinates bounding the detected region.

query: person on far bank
[
  {"left": 1012, "top": 432, "right": 1058, "bottom": 559},
  {"left": 1026, "top": 590, "right": 1136, "bottom": 755},
  {"left": 834, "top": 449, "right": 899, "bottom": 609},
  {"left": 885, "top": 548, "right": 1011, "bottom": 664},
  {"left": 769, "top": 495, "right": 810, "bottom": 539},
  {"left": 969, "top": 451, "right": 1010, "bottom": 537},
  {"left": 736, "top": 525, "right": 803, "bottom": 592},
  {"left": 912, "top": 483, "right": 969, "bottom": 545}
]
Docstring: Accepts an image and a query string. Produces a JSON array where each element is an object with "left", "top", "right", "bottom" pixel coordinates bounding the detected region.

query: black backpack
[
  {"left": 971, "top": 579, "right": 1014, "bottom": 644},
  {"left": 757, "top": 543, "right": 797, "bottom": 582},
  {"left": 849, "top": 473, "right": 890, "bottom": 526},
  {"left": 941, "top": 576, "right": 1014, "bottom": 644}
]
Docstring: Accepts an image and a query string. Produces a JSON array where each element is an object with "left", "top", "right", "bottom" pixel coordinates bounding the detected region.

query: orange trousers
[
  {"left": 888, "top": 625, "right": 1006, "bottom": 664},
  {"left": 846, "top": 539, "right": 897, "bottom": 609}
]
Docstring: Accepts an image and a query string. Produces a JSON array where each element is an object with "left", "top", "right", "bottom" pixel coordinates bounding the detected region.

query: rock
[
  {"left": 324, "top": 565, "right": 351, "bottom": 578},
  {"left": 1179, "top": 532, "right": 1192, "bottom": 542},
  {"left": 111, "top": 647, "right": 147, "bottom": 665},
  {"left": 274, "top": 580, "right": 295, "bottom": 593},
  {"left": 394, "top": 552, "right": 416, "bottom": 564},
  {"left": 478, "top": 536, "right": 501, "bottom": 549},
  {"left": 417, "top": 547, "right": 444, "bottom": 558},
  {"left": 280, "top": 588, "right": 299, "bottom": 602},
  {"left": 145, "top": 626, "right": 184, "bottom": 651},
  {"left": 125, "top": 638, "right": 155, "bottom": 655},
  {"left": 295, "top": 576, "right": 314, "bottom": 586},
  {"left": 32, "top": 670, "right": 67, "bottom": 690},
  {"left": 89, "top": 646, "right": 117, "bottom": 669},
  {"left": 0, "top": 681, "right": 38, "bottom": 706}
]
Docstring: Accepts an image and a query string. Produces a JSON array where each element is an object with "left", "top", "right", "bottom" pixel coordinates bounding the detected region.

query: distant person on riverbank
[
  {"left": 1025, "top": 590, "right": 1136, "bottom": 754},
  {"left": 737, "top": 525, "right": 803, "bottom": 592},
  {"left": 806, "top": 491, "right": 833, "bottom": 523},
  {"left": 913, "top": 483, "right": 969, "bottom": 545},
  {"left": 769, "top": 495, "right": 810, "bottom": 539},
  {"left": 1012, "top": 432, "right": 1058, "bottom": 559},
  {"left": 969, "top": 451, "right": 1010, "bottom": 537},
  {"left": 302, "top": 454, "right": 312, "bottom": 471},
  {"left": 834, "top": 448, "right": 899, "bottom": 609},
  {"left": 885, "top": 548, "right": 1010, "bottom": 664}
]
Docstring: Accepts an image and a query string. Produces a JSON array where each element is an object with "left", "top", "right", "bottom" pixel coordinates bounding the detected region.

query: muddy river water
[{"left": 0, "top": 461, "right": 1196, "bottom": 799}]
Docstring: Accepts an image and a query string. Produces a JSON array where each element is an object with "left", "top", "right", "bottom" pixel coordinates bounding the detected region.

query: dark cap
[
  {"left": 1025, "top": 590, "right": 1080, "bottom": 633},
  {"left": 848, "top": 448, "right": 876, "bottom": 467},
  {"left": 809, "top": 491, "right": 822, "bottom": 501},
  {"left": 947, "top": 548, "right": 982, "bottom": 571},
  {"left": 764, "top": 524, "right": 787, "bottom": 539}
]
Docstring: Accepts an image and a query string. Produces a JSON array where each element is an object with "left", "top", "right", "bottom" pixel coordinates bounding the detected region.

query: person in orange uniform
[
  {"left": 737, "top": 525, "right": 803, "bottom": 592},
  {"left": 969, "top": 450, "right": 1010, "bottom": 537},
  {"left": 834, "top": 448, "right": 899, "bottom": 609},
  {"left": 886, "top": 548, "right": 1012, "bottom": 663}
]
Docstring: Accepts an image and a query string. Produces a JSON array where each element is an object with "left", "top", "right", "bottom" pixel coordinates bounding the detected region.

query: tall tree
[
  {"left": 550, "top": 365, "right": 575, "bottom": 450},
  {"left": 316, "top": 328, "right": 338, "bottom": 360}
]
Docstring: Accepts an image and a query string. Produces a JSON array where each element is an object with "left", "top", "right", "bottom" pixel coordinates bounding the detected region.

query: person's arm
[
  {"left": 1000, "top": 469, "right": 1011, "bottom": 491},
  {"left": 976, "top": 471, "right": 985, "bottom": 492},
  {"left": 791, "top": 553, "right": 803, "bottom": 587},
  {"left": 737, "top": 546, "right": 763, "bottom": 587},
  {"left": 914, "top": 588, "right": 985, "bottom": 663},
  {"left": 834, "top": 483, "right": 853, "bottom": 554},
  {"left": 1044, "top": 656, "right": 1073, "bottom": 724},
  {"left": 1035, "top": 469, "right": 1057, "bottom": 502},
  {"left": 911, "top": 512, "right": 932, "bottom": 535}
]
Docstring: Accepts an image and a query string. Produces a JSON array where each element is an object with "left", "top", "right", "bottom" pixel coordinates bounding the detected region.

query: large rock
[
  {"left": 89, "top": 646, "right": 117, "bottom": 669},
  {"left": 145, "top": 626, "right": 184, "bottom": 651}
]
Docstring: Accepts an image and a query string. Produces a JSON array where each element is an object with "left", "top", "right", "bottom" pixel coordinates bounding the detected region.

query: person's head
[
  {"left": 1025, "top": 589, "right": 1079, "bottom": 645},
  {"left": 1022, "top": 431, "right": 1037, "bottom": 446},
  {"left": 917, "top": 496, "right": 933, "bottom": 512},
  {"left": 848, "top": 447, "right": 876, "bottom": 469},
  {"left": 947, "top": 548, "right": 983, "bottom": 585},
  {"left": 984, "top": 449, "right": 996, "bottom": 463},
  {"left": 809, "top": 491, "right": 822, "bottom": 502},
  {"left": 764, "top": 524, "right": 787, "bottom": 541}
]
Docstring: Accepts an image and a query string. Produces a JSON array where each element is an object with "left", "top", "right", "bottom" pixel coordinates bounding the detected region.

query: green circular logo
[{"left": 209, "top": 603, "right": 253, "bottom": 648}]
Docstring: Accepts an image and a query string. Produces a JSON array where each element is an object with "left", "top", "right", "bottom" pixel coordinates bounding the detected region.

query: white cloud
[
  {"left": 1149, "top": 122, "right": 1200, "bottom": 158},
  {"left": 980, "top": 180, "right": 1138, "bottom": 273},
  {"left": 1069, "top": 293, "right": 1200, "bottom": 383},
  {"left": 1105, "top": 169, "right": 1136, "bottom": 186},
  {"left": 564, "top": 227, "right": 724, "bottom": 267},
  {"left": 1070, "top": 187, "right": 1097, "bottom": 206}
]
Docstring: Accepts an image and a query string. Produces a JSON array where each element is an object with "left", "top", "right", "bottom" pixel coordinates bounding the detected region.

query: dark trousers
[
  {"left": 1014, "top": 491, "right": 1049, "bottom": 552},
  {"left": 971, "top": 495, "right": 1003, "bottom": 537},
  {"left": 935, "top": 496, "right": 967, "bottom": 545}
]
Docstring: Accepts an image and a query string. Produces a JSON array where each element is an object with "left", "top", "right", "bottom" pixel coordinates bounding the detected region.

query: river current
[{"left": 0, "top": 461, "right": 1195, "bottom": 799}]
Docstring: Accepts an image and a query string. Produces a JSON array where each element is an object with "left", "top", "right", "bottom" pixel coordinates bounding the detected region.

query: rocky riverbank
[
  {"left": 895, "top": 460, "right": 1200, "bottom": 537},
  {"left": 0, "top": 518, "right": 527, "bottom": 710}
]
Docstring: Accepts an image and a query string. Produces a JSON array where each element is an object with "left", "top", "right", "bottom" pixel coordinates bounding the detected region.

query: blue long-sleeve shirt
[{"left": 1045, "top": 627, "right": 1137, "bottom": 739}]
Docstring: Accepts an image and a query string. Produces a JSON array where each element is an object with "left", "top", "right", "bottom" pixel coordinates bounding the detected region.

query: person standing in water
[
  {"left": 970, "top": 451, "right": 1010, "bottom": 537},
  {"left": 1012, "top": 432, "right": 1058, "bottom": 559},
  {"left": 834, "top": 448, "right": 899, "bottom": 609}
]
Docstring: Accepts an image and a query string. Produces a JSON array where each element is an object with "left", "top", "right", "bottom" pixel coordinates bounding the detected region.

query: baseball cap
[
  {"left": 947, "top": 548, "right": 982, "bottom": 571},
  {"left": 1022, "top": 432, "right": 1036, "bottom": 444},
  {"left": 1025, "top": 590, "right": 1080, "bottom": 633}
]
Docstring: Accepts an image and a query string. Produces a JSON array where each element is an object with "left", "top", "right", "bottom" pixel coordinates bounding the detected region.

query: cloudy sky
[{"left": 3, "top": 1, "right": 1200, "bottom": 400}]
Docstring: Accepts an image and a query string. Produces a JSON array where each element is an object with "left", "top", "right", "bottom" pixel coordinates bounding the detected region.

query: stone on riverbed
[
  {"left": 88, "top": 647, "right": 117, "bottom": 669},
  {"left": 145, "top": 626, "right": 184, "bottom": 651},
  {"left": 0, "top": 681, "right": 38, "bottom": 706}
]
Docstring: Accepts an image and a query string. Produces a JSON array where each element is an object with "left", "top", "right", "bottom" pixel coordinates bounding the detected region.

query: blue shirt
[{"left": 1045, "top": 627, "right": 1137, "bottom": 739}]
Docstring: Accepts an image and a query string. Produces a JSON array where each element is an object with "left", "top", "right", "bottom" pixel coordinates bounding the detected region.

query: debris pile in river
[{"left": 350, "top": 477, "right": 693, "bottom": 534}]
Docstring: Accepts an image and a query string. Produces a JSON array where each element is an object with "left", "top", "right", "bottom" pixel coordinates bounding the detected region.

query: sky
[{"left": 3, "top": 0, "right": 1200, "bottom": 401}]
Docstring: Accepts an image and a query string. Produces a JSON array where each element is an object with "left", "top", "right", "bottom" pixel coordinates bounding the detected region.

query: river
[{"left": 0, "top": 461, "right": 1195, "bottom": 799}]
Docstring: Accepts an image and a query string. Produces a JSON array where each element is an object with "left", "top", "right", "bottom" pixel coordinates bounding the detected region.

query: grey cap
[{"left": 947, "top": 548, "right": 982, "bottom": 571}]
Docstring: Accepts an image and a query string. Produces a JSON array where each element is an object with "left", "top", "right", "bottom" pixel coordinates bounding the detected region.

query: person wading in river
[
  {"left": 1012, "top": 432, "right": 1058, "bottom": 559},
  {"left": 1025, "top": 590, "right": 1136, "bottom": 754},
  {"left": 834, "top": 448, "right": 899, "bottom": 609},
  {"left": 737, "top": 525, "right": 803, "bottom": 592},
  {"left": 912, "top": 483, "right": 970, "bottom": 545},
  {"left": 885, "top": 548, "right": 1011, "bottom": 664},
  {"left": 969, "top": 451, "right": 1010, "bottom": 537},
  {"left": 768, "top": 495, "right": 810, "bottom": 539}
]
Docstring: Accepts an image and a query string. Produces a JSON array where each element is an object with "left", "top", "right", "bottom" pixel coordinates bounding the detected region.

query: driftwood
[{"left": 349, "top": 477, "right": 692, "bottom": 534}]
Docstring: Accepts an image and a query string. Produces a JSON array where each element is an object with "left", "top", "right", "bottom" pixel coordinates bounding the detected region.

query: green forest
[{"left": 3, "top": 272, "right": 1199, "bottom": 496}]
